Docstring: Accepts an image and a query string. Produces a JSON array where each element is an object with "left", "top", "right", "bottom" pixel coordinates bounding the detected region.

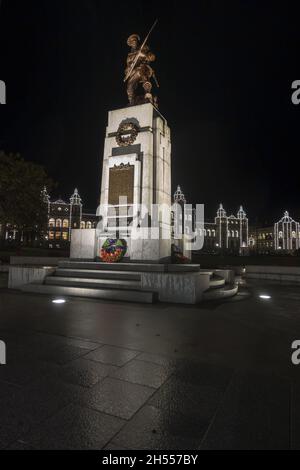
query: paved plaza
[{"left": 0, "top": 280, "right": 300, "bottom": 450}]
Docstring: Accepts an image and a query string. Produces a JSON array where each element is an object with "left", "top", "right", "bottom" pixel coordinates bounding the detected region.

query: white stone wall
[
  {"left": 141, "top": 271, "right": 210, "bottom": 303},
  {"left": 8, "top": 266, "right": 55, "bottom": 289},
  {"left": 70, "top": 229, "right": 97, "bottom": 259},
  {"left": 245, "top": 265, "right": 300, "bottom": 283}
]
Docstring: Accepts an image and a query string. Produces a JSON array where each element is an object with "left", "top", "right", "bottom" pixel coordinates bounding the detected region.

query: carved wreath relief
[{"left": 116, "top": 121, "right": 139, "bottom": 147}]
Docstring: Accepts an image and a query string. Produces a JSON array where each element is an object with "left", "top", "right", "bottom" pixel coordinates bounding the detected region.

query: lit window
[
  {"left": 80, "top": 221, "right": 86, "bottom": 229},
  {"left": 56, "top": 219, "right": 62, "bottom": 228},
  {"left": 55, "top": 232, "right": 61, "bottom": 239},
  {"left": 49, "top": 218, "right": 55, "bottom": 228},
  {"left": 62, "top": 232, "right": 68, "bottom": 240},
  {"left": 49, "top": 231, "right": 54, "bottom": 240},
  {"left": 63, "top": 219, "right": 69, "bottom": 228},
  {"left": 279, "top": 231, "right": 283, "bottom": 239}
]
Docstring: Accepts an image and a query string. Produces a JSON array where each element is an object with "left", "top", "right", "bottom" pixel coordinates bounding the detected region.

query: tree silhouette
[{"left": 0, "top": 151, "right": 54, "bottom": 244}]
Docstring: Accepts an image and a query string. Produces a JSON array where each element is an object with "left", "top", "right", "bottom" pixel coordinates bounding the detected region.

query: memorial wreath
[{"left": 100, "top": 238, "right": 127, "bottom": 263}]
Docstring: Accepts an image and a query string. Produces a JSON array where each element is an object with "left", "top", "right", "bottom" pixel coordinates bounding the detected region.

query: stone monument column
[{"left": 98, "top": 102, "right": 171, "bottom": 261}]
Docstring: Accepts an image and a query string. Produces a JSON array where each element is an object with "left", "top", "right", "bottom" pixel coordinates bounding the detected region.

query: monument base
[
  {"left": 17, "top": 259, "right": 238, "bottom": 304},
  {"left": 70, "top": 229, "right": 171, "bottom": 262},
  {"left": 98, "top": 231, "right": 171, "bottom": 262},
  {"left": 70, "top": 229, "right": 98, "bottom": 259}
]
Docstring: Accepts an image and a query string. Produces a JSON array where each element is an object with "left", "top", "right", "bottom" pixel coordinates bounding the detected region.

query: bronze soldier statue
[{"left": 124, "top": 22, "right": 159, "bottom": 107}]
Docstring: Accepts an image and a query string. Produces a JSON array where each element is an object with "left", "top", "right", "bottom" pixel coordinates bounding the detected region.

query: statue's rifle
[
  {"left": 152, "top": 71, "right": 159, "bottom": 88},
  {"left": 123, "top": 19, "right": 158, "bottom": 82}
]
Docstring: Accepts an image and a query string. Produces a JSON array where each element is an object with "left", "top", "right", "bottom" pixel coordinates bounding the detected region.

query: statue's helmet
[{"left": 127, "top": 34, "right": 140, "bottom": 47}]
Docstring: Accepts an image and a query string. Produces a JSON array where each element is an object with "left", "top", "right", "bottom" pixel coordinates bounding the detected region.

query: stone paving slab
[
  {"left": 33, "top": 343, "right": 93, "bottom": 365},
  {"left": 6, "top": 440, "right": 36, "bottom": 450},
  {"left": 135, "top": 351, "right": 177, "bottom": 367},
  {"left": 110, "top": 359, "right": 172, "bottom": 388},
  {"left": 32, "top": 332, "right": 101, "bottom": 350},
  {"left": 0, "top": 376, "right": 85, "bottom": 447},
  {"left": 19, "top": 403, "right": 125, "bottom": 450},
  {"left": 149, "top": 375, "right": 226, "bottom": 420},
  {"left": 110, "top": 404, "right": 205, "bottom": 450},
  {"left": 291, "top": 382, "right": 300, "bottom": 449},
  {"left": 84, "top": 344, "right": 140, "bottom": 366},
  {"left": 199, "top": 371, "right": 291, "bottom": 450},
  {"left": 79, "top": 377, "right": 155, "bottom": 420},
  {"left": 0, "top": 282, "right": 299, "bottom": 449},
  {"left": 173, "top": 358, "right": 233, "bottom": 389},
  {"left": 0, "top": 358, "right": 60, "bottom": 386},
  {"left": 57, "top": 357, "right": 118, "bottom": 388}
]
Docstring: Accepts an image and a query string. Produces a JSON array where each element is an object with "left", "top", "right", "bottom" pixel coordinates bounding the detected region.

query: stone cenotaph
[{"left": 71, "top": 25, "right": 172, "bottom": 261}]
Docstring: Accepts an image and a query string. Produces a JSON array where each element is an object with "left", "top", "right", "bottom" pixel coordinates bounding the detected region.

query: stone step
[
  {"left": 21, "top": 283, "right": 154, "bottom": 303},
  {"left": 54, "top": 268, "right": 141, "bottom": 281},
  {"left": 209, "top": 274, "right": 226, "bottom": 289},
  {"left": 199, "top": 269, "right": 214, "bottom": 276},
  {"left": 202, "top": 283, "right": 238, "bottom": 301},
  {"left": 45, "top": 276, "right": 141, "bottom": 290},
  {"left": 60, "top": 261, "right": 164, "bottom": 272},
  {"left": 59, "top": 261, "right": 200, "bottom": 273}
]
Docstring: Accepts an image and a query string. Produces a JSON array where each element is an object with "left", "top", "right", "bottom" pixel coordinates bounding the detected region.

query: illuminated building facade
[
  {"left": 1, "top": 188, "right": 97, "bottom": 249},
  {"left": 43, "top": 187, "right": 97, "bottom": 249},
  {"left": 248, "top": 212, "right": 300, "bottom": 253},
  {"left": 274, "top": 211, "right": 300, "bottom": 251},
  {"left": 173, "top": 187, "right": 300, "bottom": 254},
  {"left": 248, "top": 226, "right": 274, "bottom": 254},
  {"left": 173, "top": 187, "right": 249, "bottom": 254},
  {"left": 2, "top": 183, "right": 300, "bottom": 255}
]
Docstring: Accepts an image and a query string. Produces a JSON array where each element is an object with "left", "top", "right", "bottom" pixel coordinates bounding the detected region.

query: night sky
[{"left": 0, "top": 0, "right": 299, "bottom": 224}]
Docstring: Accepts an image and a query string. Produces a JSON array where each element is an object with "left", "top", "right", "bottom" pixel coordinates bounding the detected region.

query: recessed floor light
[
  {"left": 52, "top": 298, "right": 66, "bottom": 304},
  {"left": 259, "top": 295, "right": 271, "bottom": 300}
]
